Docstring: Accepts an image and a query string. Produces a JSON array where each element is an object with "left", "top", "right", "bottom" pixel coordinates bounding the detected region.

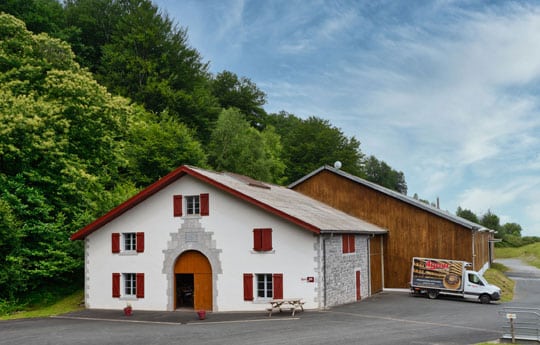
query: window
[
  {"left": 257, "top": 274, "right": 273, "bottom": 298},
  {"left": 124, "top": 273, "right": 136, "bottom": 296},
  {"left": 112, "top": 232, "right": 144, "bottom": 253},
  {"left": 468, "top": 273, "right": 484, "bottom": 286},
  {"left": 243, "top": 273, "right": 283, "bottom": 301},
  {"left": 124, "top": 233, "right": 136, "bottom": 251},
  {"left": 342, "top": 234, "right": 356, "bottom": 254},
  {"left": 253, "top": 228, "right": 272, "bottom": 251},
  {"left": 173, "top": 194, "right": 209, "bottom": 217},
  {"left": 186, "top": 195, "right": 200, "bottom": 215},
  {"left": 112, "top": 273, "right": 145, "bottom": 298}
]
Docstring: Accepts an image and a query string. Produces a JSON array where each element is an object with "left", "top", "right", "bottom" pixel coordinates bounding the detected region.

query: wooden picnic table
[{"left": 267, "top": 298, "right": 304, "bottom": 317}]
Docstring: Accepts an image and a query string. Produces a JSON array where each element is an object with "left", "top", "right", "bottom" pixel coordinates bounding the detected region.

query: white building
[{"left": 71, "top": 166, "right": 386, "bottom": 312}]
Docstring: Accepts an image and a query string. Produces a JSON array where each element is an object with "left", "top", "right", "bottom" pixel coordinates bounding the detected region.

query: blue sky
[{"left": 153, "top": 0, "right": 540, "bottom": 236}]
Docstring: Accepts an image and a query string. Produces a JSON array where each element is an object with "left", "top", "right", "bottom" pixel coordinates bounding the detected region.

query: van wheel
[
  {"left": 427, "top": 290, "right": 439, "bottom": 299},
  {"left": 479, "top": 294, "right": 491, "bottom": 304}
]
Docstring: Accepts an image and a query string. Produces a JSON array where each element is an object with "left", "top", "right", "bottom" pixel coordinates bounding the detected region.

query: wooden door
[
  {"left": 174, "top": 251, "right": 213, "bottom": 310},
  {"left": 356, "top": 270, "right": 361, "bottom": 301},
  {"left": 370, "top": 235, "right": 384, "bottom": 294}
]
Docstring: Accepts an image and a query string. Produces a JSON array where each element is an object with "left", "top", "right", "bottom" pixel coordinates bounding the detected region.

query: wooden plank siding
[
  {"left": 369, "top": 235, "right": 383, "bottom": 293},
  {"left": 292, "top": 170, "right": 489, "bottom": 288}
]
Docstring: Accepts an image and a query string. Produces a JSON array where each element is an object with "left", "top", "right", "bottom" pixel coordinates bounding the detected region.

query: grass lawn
[
  {"left": 483, "top": 263, "right": 515, "bottom": 303},
  {"left": 0, "top": 290, "right": 84, "bottom": 320},
  {"left": 496, "top": 242, "right": 540, "bottom": 269}
]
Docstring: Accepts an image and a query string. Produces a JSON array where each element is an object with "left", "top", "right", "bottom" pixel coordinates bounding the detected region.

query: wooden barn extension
[{"left": 290, "top": 166, "right": 495, "bottom": 289}]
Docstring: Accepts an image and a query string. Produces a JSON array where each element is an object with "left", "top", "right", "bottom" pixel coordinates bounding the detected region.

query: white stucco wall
[{"left": 85, "top": 175, "right": 320, "bottom": 311}]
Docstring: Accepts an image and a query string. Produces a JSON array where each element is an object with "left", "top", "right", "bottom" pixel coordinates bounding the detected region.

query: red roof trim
[{"left": 70, "top": 166, "right": 320, "bottom": 240}]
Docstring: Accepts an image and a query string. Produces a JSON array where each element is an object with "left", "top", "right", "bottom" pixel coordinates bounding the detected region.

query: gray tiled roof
[{"left": 189, "top": 166, "right": 387, "bottom": 235}]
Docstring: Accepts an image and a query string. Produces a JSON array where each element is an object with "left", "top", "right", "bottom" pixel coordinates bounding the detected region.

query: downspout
[
  {"left": 367, "top": 235, "right": 372, "bottom": 296},
  {"left": 471, "top": 227, "right": 477, "bottom": 271},
  {"left": 322, "top": 235, "right": 327, "bottom": 309}
]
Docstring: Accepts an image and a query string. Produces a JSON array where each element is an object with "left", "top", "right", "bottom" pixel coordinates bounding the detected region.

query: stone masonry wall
[{"left": 324, "top": 234, "right": 369, "bottom": 307}]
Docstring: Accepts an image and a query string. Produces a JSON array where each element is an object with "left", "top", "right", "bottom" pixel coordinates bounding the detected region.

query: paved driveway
[
  {"left": 0, "top": 290, "right": 506, "bottom": 345},
  {"left": 9, "top": 258, "right": 540, "bottom": 345}
]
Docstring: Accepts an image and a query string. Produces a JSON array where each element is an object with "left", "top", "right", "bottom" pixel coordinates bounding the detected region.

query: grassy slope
[
  {"left": 483, "top": 263, "right": 515, "bottom": 303},
  {"left": 496, "top": 242, "right": 540, "bottom": 269},
  {"left": 0, "top": 290, "right": 84, "bottom": 320}
]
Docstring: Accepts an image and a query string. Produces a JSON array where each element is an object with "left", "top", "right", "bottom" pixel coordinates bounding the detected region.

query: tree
[
  {"left": 0, "top": 0, "right": 66, "bottom": 36},
  {"left": 0, "top": 13, "right": 144, "bottom": 302},
  {"left": 363, "top": 156, "right": 407, "bottom": 194},
  {"left": 211, "top": 70, "right": 267, "bottom": 128},
  {"left": 456, "top": 207, "right": 479, "bottom": 223},
  {"left": 480, "top": 210, "right": 501, "bottom": 233},
  {"left": 208, "top": 108, "right": 285, "bottom": 183},
  {"left": 63, "top": 0, "right": 123, "bottom": 71},
  {"left": 126, "top": 111, "right": 208, "bottom": 186},
  {"left": 267, "top": 112, "right": 365, "bottom": 183},
  {"left": 500, "top": 223, "right": 522, "bottom": 237}
]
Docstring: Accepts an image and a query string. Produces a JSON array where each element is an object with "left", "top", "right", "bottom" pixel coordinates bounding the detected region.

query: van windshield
[{"left": 468, "top": 273, "right": 484, "bottom": 286}]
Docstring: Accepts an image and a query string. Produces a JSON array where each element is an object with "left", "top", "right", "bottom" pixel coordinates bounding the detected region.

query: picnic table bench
[{"left": 266, "top": 298, "right": 304, "bottom": 317}]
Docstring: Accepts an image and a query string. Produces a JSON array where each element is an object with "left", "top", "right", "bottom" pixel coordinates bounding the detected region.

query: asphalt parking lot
[
  {"left": 0, "top": 290, "right": 506, "bottom": 345},
  {"left": 4, "top": 259, "right": 540, "bottom": 345}
]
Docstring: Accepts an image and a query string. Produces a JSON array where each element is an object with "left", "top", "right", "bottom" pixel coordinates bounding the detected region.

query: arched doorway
[{"left": 174, "top": 250, "right": 212, "bottom": 310}]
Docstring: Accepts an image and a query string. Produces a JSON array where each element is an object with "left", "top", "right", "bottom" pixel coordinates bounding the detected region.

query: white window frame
[
  {"left": 256, "top": 273, "right": 273, "bottom": 299},
  {"left": 123, "top": 273, "right": 137, "bottom": 297},
  {"left": 122, "top": 233, "right": 136, "bottom": 252},
  {"left": 185, "top": 195, "right": 200, "bottom": 215}
]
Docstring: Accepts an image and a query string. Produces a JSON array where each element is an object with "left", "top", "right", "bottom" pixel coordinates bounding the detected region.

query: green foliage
[
  {"left": 0, "top": 5, "right": 413, "bottom": 310},
  {"left": 455, "top": 206, "right": 535, "bottom": 247},
  {"left": 483, "top": 267, "right": 514, "bottom": 302},
  {"left": 126, "top": 111, "right": 208, "bottom": 186},
  {"left": 0, "top": 0, "right": 66, "bottom": 36},
  {"left": 208, "top": 108, "right": 285, "bottom": 183},
  {"left": 363, "top": 155, "right": 407, "bottom": 194},
  {"left": 211, "top": 70, "right": 267, "bottom": 128},
  {"left": 495, "top": 242, "right": 540, "bottom": 269},
  {"left": 267, "top": 112, "right": 365, "bottom": 183},
  {"left": 456, "top": 207, "right": 479, "bottom": 223},
  {"left": 0, "top": 13, "right": 147, "bottom": 305}
]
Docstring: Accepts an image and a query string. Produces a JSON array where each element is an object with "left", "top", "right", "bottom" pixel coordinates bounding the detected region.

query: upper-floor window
[
  {"left": 253, "top": 228, "right": 272, "bottom": 251},
  {"left": 173, "top": 193, "right": 209, "bottom": 217},
  {"left": 186, "top": 195, "right": 200, "bottom": 215},
  {"left": 112, "top": 232, "right": 144, "bottom": 253},
  {"left": 342, "top": 234, "right": 356, "bottom": 254},
  {"left": 123, "top": 233, "right": 136, "bottom": 251}
]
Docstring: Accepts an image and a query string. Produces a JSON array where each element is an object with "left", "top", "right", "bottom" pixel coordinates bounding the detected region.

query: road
[
  {"left": 3, "top": 259, "right": 540, "bottom": 345},
  {"left": 496, "top": 258, "right": 540, "bottom": 305}
]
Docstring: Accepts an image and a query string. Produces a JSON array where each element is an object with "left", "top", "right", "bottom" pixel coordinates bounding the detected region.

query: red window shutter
[
  {"left": 243, "top": 273, "right": 253, "bottom": 301},
  {"left": 136, "top": 232, "right": 145, "bottom": 253},
  {"left": 136, "top": 273, "right": 145, "bottom": 298},
  {"left": 200, "top": 193, "right": 209, "bottom": 216},
  {"left": 173, "top": 195, "right": 183, "bottom": 217},
  {"left": 349, "top": 235, "right": 355, "bottom": 253},
  {"left": 342, "top": 234, "right": 349, "bottom": 253},
  {"left": 112, "top": 273, "right": 120, "bottom": 298},
  {"left": 273, "top": 274, "right": 283, "bottom": 299},
  {"left": 253, "top": 229, "right": 262, "bottom": 251},
  {"left": 262, "top": 229, "right": 272, "bottom": 251},
  {"left": 112, "top": 233, "right": 120, "bottom": 253}
]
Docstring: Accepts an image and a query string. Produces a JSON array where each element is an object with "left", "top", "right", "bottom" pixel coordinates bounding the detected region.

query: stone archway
[
  {"left": 174, "top": 250, "right": 212, "bottom": 310},
  {"left": 163, "top": 217, "right": 222, "bottom": 311}
]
